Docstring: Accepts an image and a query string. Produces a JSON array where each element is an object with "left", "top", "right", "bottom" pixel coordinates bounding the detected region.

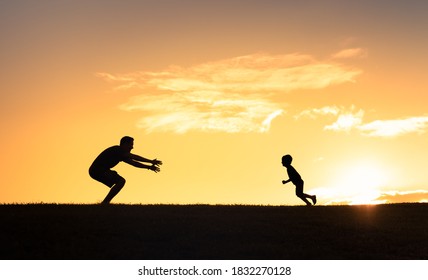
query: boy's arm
[{"left": 282, "top": 179, "right": 291, "bottom": 184}]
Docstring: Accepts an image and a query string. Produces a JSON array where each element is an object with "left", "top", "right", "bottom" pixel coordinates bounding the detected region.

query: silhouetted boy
[
  {"left": 281, "top": 154, "right": 316, "bottom": 206},
  {"left": 89, "top": 136, "right": 162, "bottom": 204}
]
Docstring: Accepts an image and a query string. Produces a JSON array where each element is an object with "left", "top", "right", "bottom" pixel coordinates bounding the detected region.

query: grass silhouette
[{"left": 1, "top": 203, "right": 427, "bottom": 259}]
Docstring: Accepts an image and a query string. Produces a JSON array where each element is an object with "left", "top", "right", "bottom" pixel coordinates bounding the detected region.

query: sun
[
  {"left": 331, "top": 159, "right": 389, "bottom": 205},
  {"left": 345, "top": 162, "right": 387, "bottom": 189}
]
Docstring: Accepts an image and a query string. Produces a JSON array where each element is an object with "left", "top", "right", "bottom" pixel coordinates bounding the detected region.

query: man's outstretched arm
[
  {"left": 123, "top": 158, "right": 160, "bottom": 172},
  {"left": 129, "top": 153, "right": 162, "bottom": 165}
]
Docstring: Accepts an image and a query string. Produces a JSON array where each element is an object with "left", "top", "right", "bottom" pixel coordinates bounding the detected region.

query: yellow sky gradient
[{"left": 1, "top": 0, "right": 428, "bottom": 205}]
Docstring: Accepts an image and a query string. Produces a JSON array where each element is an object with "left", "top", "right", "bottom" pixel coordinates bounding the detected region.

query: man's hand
[
  {"left": 150, "top": 164, "right": 161, "bottom": 173},
  {"left": 282, "top": 180, "right": 288, "bottom": 184},
  {"left": 152, "top": 158, "right": 162, "bottom": 166}
]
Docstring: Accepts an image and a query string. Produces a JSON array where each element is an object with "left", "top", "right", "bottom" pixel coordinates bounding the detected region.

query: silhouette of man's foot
[{"left": 311, "top": 195, "right": 317, "bottom": 205}]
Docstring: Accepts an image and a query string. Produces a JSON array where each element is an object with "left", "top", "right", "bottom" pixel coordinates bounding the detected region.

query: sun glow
[{"left": 330, "top": 160, "right": 389, "bottom": 205}]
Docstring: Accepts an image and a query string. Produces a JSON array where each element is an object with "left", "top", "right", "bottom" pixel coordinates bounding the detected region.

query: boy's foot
[{"left": 311, "top": 195, "right": 317, "bottom": 205}]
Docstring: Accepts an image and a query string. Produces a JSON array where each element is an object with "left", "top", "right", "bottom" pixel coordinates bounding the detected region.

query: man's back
[{"left": 90, "top": 146, "right": 126, "bottom": 171}]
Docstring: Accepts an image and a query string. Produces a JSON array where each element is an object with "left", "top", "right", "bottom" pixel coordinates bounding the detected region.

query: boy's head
[{"left": 282, "top": 154, "right": 292, "bottom": 167}]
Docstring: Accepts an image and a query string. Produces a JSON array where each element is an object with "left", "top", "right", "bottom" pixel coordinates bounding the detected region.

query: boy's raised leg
[
  {"left": 311, "top": 195, "right": 317, "bottom": 205},
  {"left": 297, "top": 193, "right": 312, "bottom": 206}
]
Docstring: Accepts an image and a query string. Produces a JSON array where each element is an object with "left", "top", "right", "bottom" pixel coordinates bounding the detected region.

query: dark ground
[{"left": 1, "top": 203, "right": 427, "bottom": 259}]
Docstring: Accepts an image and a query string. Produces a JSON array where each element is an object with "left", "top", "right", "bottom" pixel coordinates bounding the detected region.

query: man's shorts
[{"left": 89, "top": 168, "right": 124, "bottom": 188}]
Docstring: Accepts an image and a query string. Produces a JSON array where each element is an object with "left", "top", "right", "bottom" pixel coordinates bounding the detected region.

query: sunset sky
[{"left": 2, "top": 0, "right": 428, "bottom": 205}]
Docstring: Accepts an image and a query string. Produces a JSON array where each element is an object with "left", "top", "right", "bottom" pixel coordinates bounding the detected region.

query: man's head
[
  {"left": 120, "top": 136, "right": 134, "bottom": 152},
  {"left": 282, "top": 154, "right": 292, "bottom": 167}
]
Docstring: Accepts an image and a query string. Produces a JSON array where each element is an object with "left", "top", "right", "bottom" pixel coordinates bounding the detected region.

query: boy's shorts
[
  {"left": 294, "top": 180, "right": 304, "bottom": 196},
  {"left": 89, "top": 168, "right": 124, "bottom": 188}
]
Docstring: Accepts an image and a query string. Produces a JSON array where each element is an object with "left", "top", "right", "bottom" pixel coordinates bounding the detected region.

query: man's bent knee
[{"left": 116, "top": 176, "right": 126, "bottom": 186}]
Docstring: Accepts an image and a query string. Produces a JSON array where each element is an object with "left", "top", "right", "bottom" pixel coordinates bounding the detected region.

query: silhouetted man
[
  {"left": 89, "top": 136, "right": 162, "bottom": 204},
  {"left": 281, "top": 154, "right": 316, "bottom": 206}
]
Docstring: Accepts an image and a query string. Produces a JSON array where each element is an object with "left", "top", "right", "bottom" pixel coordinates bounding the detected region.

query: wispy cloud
[
  {"left": 295, "top": 106, "right": 340, "bottom": 119},
  {"left": 120, "top": 92, "right": 283, "bottom": 133},
  {"left": 324, "top": 110, "right": 364, "bottom": 132},
  {"left": 358, "top": 117, "right": 428, "bottom": 137},
  {"left": 331, "top": 48, "right": 367, "bottom": 59},
  {"left": 296, "top": 105, "right": 365, "bottom": 132},
  {"left": 298, "top": 106, "right": 428, "bottom": 137},
  {"left": 323, "top": 190, "right": 428, "bottom": 205},
  {"left": 375, "top": 190, "right": 428, "bottom": 204},
  {"left": 97, "top": 52, "right": 361, "bottom": 133}
]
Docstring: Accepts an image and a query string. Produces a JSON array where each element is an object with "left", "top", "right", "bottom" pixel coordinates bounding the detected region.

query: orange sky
[{"left": 1, "top": 0, "right": 428, "bottom": 205}]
